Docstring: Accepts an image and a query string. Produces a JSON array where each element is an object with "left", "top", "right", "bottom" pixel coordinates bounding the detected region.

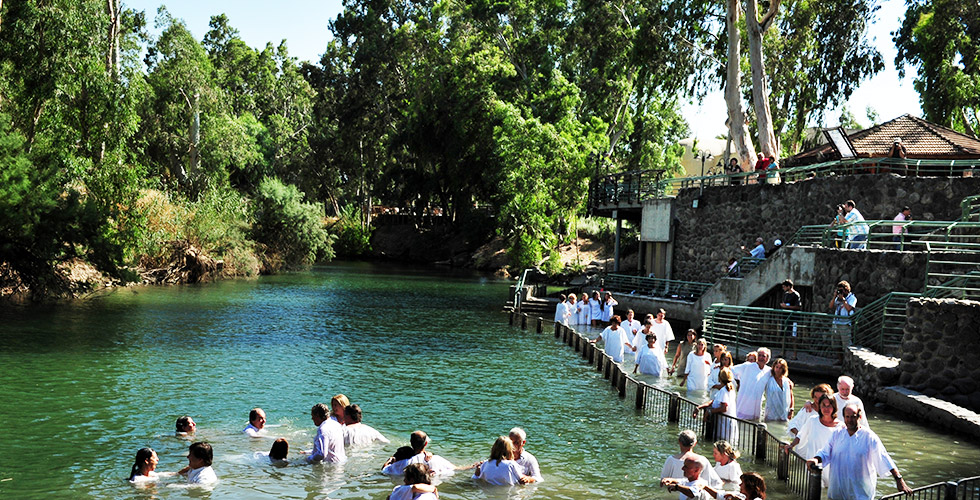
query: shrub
[
  {"left": 252, "top": 177, "right": 333, "bottom": 269},
  {"left": 333, "top": 204, "right": 372, "bottom": 258}
]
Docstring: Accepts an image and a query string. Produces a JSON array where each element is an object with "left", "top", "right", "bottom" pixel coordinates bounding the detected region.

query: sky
[{"left": 126, "top": 0, "right": 923, "bottom": 140}]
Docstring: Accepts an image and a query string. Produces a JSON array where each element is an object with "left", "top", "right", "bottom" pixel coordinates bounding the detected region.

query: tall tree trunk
[
  {"left": 725, "top": 0, "right": 756, "bottom": 170},
  {"left": 745, "top": 0, "right": 782, "bottom": 158},
  {"left": 105, "top": 0, "right": 120, "bottom": 78},
  {"left": 188, "top": 92, "right": 201, "bottom": 187}
]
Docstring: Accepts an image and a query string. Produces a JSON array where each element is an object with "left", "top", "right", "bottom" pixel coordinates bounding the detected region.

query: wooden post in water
[
  {"left": 805, "top": 465, "right": 822, "bottom": 500},
  {"left": 509, "top": 310, "right": 515, "bottom": 326},
  {"left": 776, "top": 445, "right": 789, "bottom": 480},
  {"left": 588, "top": 341, "right": 595, "bottom": 364},
  {"left": 755, "top": 423, "right": 768, "bottom": 461},
  {"left": 554, "top": 321, "right": 560, "bottom": 337},
  {"left": 636, "top": 382, "right": 646, "bottom": 409},
  {"left": 604, "top": 356, "right": 612, "bottom": 379},
  {"left": 536, "top": 317, "right": 543, "bottom": 333},
  {"left": 618, "top": 369, "right": 626, "bottom": 398},
  {"left": 668, "top": 393, "right": 680, "bottom": 423},
  {"left": 521, "top": 313, "right": 528, "bottom": 329}
]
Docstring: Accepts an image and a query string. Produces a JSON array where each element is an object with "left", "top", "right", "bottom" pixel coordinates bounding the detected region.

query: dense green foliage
[{"left": 0, "top": 0, "right": 946, "bottom": 284}]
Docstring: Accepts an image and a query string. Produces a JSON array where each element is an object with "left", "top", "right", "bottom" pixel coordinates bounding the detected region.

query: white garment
[
  {"left": 568, "top": 301, "right": 580, "bottom": 325},
  {"left": 714, "top": 460, "right": 743, "bottom": 491},
  {"left": 602, "top": 299, "right": 616, "bottom": 322},
  {"left": 651, "top": 320, "right": 675, "bottom": 354},
  {"left": 389, "top": 484, "right": 438, "bottom": 500},
  {"left": 343, "top": 422, "right": 390, "bottom": 446},
  {"left": 578, "top": 300, "right": 591, "bottom": 324},
  {"left": 815, "top": 427, "right": 897, "bottom": 500},
  {"left": 186, "top": 465, "right": 217, "bottom": 484},
  {"left": 835, "top": 393, "right": 870, "bottom": 428},
  {"left": 308, "top": 418, "right": 347, "bottom": 463},
  {"left": 668, "top": 478, "right": 707, "bottom": 500},
  {"left": 599, "top": 325, "right": 630, "bottom": 363},
  {"left": 243, "top": 423, "right": 265, "bottom": 437},
  {"left": 833, "top": 293, "right": 858, "bottom": 323},
  {"left": 685, "top": 351, "right": 713, "bottom": 391},
  {"left": 636, "top": 344, "right": 667, "bottom": 376},
  {"left": 382, "top": 454, "right": 426, "bottom": 476},
  {"left": 734, "top": 363, "right": 772, "bottom": 420},
  {"left": 796, "top": 416, "right": 842, "bottom": 469},
  {"left": 514, "top": 450, "right": 542, "bottom": 482},
  {"left": 661, "top": 455, "right": 723, "bottom": 489},
  {"left": 623, "top": 318, "right": 641, "bottom": 339},
  {"left": 555, "top": 302, "right": 569, "bottom": 324},
  {"left": 788, "top": 404, "right": 818, "bottom": 436},
  {"left": 707, "top": 364, "right": 722, "bottom": 399},
  {"left": 473, "top": 459, "right": 523, "bottom": 485},
  {"left": 711, "top": 385, "right": 739, "bottom": 446},
  {"left": 590, "top": 300, "right": 602, "bottom": 321},
  {"left": 764, "top": 377, "right": 793, "bottom": 421}
]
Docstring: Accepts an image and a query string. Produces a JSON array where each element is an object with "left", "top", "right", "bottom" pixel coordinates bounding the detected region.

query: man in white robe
[
  {"left": 343, "top": 404, "right": 390, "bottom": 446},
  {"left": 835, "top": 375, "right": 870, "bottom": 429},
  {"left": 382, "top": 430, "right": 457, "bottom": 475},
  {"left": 807, "top": 405, "right": 911, "bottom": 500},
  {"left": 734, "top": 348, "right": 772, "bottom": 420},
  {"left": 509, "top": 427, "right": 543, "bottom": 483},
  {"left": 306, "top": 403, "right": 347, "bottom": 463},
  {"left": 660, "top": 458, "right": 708, "bottom": 500},
  {"left": 651, "top": 309, "right": 675, "bottom": 356}
]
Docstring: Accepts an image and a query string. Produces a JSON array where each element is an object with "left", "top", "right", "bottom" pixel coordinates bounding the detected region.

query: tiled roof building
[{"left": 785, "top": 114, "right": 980, "bottom": 166}]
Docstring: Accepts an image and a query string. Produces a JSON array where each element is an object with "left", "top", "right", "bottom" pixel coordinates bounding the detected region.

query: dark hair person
[{"left": 128, "top": 447, "right": 158, "bottom": 481}]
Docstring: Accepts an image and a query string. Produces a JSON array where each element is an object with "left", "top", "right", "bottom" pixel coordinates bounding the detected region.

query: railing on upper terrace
[
  {"left": 786, "top": 221, "right": 980, "bottom": 251},
  {"left": 962, "top": 194, "right": 980, "bottom": 222},
  {"left": 587, "top": 168, "right": 669, "bottom": 212},
  {"left": 587, "top": 159, "right": 980, "bottom": 213},
  {"left": 702, "top": 304, "right": 847, "bottom": 361},
  {"left": 850, "top": 292, "right": 918, "bottom": 353},
  {"left": 924, "top": 242, "right": 980, "bottom": 300},
  {"left": 600, "top": 273, "right": 714, "bottom": 302}
]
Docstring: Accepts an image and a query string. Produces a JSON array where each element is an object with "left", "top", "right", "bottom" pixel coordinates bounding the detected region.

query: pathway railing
[
  {"left": 924, "top": 242, "right": 980, "bottom": 300},
  {"left": 600, "top": 273, "right": 714, "bottom": 302},
  {"left": 702, "top": 304, "right": 845, "bottom": 361},
  {"left": 880, "top": 475, "right": 980, "bottom": 500},
  {"left": 789, "top": 220, "right": 980, "bottom": 252},
  {"left": 962, "top": 194, "right": 980, "bottom": 222},
  {"left": 850, "top": 292, "right": 918, "bottom": 352},
  {"left": 587, "top": 168, "right": 668, "bottom": 211},
  {"left": 512, "top": 269, "right": 531, "bottom": 314}
]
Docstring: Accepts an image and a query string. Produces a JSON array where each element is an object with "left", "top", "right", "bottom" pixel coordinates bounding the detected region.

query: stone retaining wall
[
  {"left": 671, "top": 175, "right": 980, "bottom": 284},
  {"left": 898, "top": 298, "right": 980, "bottom": 412},
  {"left": 842, "top": 347, "right": 900, "bottom": 403}
]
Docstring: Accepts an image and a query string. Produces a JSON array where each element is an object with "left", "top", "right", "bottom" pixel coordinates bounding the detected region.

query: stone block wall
[
  {"left": 898, "top": 298, "right": 980, "bottom": 412},
  {"left": 809, "top": 250, "right": 928, "bottom": 314},
  {"left": 670, "top": 175, "right": 980, "bottom": 285}
]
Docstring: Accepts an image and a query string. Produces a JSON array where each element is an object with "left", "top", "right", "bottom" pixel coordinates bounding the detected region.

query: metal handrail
[
  {"left": 850, "top": 292, "right": 918, "bottom": 352},
  {"left": 587, "top": 168, "right": 668, "bottom": 211},
  {"left": 702, "top": 304, "right": 847, "bottom": 360},
  {"left": 962, "top": 194, "right": 980, "bottom": 222},
  {"left": 513, "top": 269, "right": 531, "bottom": 314},
  {"left": 737, "top": 257, "right": 766, "bottom": 277},
  {"left": 601, "top": 273, "right": 714, "bottom": 302},
  {"left": 810, "top": 220, "right": 980, "bottom": 251}
]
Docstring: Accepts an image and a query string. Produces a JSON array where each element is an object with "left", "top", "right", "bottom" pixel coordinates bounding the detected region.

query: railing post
[
  {"left": 755, "top": 423, "right": 768, "bottom": 461},
  {"left": 536, "top": 317, "right": 543, "bottom": 333},
  {"left": 943, "top": 481, "right": 958, "bottom": 500},
  {"left": 604, "top": 356, "right": 612, "bottom": 379},
  {"left": 588, "top": 341, "right": 596, "bottom": 364},
  {"left": 777, "top": 445, "right": 789, "bottom": 480},
  {"left": 509, "top": 310, "right": 515, "bottom": 326},
  {"left": 554, "top": 322, "right": 561, "bottom": 338},
  {"left": 668, "top": 393, "right": 680, "bottom": 423},
  {"left": 618, "top": 368, "right": 626, "bottom": 397},
  {"left": 521, "top": 313, "right": 528, "bottom": 330},
  {"left": 805, "top": 464, "right": 822, "bottom": 500},
  {"left": 704, "top": 412, "right": 715, "bottom": 442},
  {"left": 636, "top": 382, "right": 646, "bottom": 410}
]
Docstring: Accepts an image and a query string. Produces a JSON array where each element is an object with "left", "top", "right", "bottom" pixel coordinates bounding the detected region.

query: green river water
[{"left": 0, "top": 262, "right": 978, "bottom": 499}]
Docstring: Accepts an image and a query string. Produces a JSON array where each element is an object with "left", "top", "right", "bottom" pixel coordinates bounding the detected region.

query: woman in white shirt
[
  {"left": 682, "top": 338, "right": 712, "bottom": 392},
  {"left": 589, "top": 291, "right": 603, "bottom": 327},
  {"left": 128, "top": 448, "right": 160, "bottom": 482},
  {"left": 473, "top": 436, "right": 531, "bottom": 485},
  {"left": 695, "top": 367, "right": 738, "bottom": 445},
  {"left": 388, "top": 463, "right": 438, "bottom": 500},
  {"left": 784, "top": 394, "right": 841, "bottom": 488},
  {"left": 764, "top": 359, "right": 794, "bottom": 421},
  {"left": 577, "top": 293, "right": 591, "bottom": 325},
  {"left": 591, "top": 315, "right": 630, "bottom": 363},
  {"left": 711, "top": 440, "right": 742, "bottom": 491}
]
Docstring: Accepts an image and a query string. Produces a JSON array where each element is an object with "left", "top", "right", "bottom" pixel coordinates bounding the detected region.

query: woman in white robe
[
  {"left": 694, "top": 367, "right": 738, "bottom": 446},
  {"left": 711, "top": 440, "right": 742, "bottom": 491},
  {"left": 764, "top": 358, "right": 794, "bottom": 421},
  {"left": 682, "top": 338, "right": 712, "bottom": 392},
  {"left": 633, "top": 334, "right": 666, "bottom": 376},
  {"left": 784, "top": 394, "right": 841, "bottom": 487},
  {"left": 591, "top": 315, "right": 630, "bottom": 363},
  {"left": 577, "top": 293, "right": 591, "bottom": 325},
  {"left": 589, "top": 291, "right": 603, "bottom": 327}
]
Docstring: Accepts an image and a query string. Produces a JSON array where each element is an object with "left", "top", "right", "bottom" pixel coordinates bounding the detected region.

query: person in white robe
[
  {"left": 733, "top": 348, "right": 772, "bottom": 420},
  {"left": 622, "top": 309, "right": 641, "bottom": 339},
  {"left": 634, "top": 334, "right": 667, "bottom": 376},
  {"left": 305, "top": 403, "right": 346, "bottom": 463},
  {"left": 660, "top": 458, "right": 709, "bottom": 500},
  {"left": 601, "top": 292, "right": 618, "bottom": 323},
  {"left": 707, "top": 346, "right": 732, "bottom": 399},
  {"left": 807, "top": 405, "right": 911, "bottom": 500},
  {"left": 180, "top": 442, "right": 218, "bottom": 484},
  {"left": 835, "top": 375, "right": 869, "bottom": 428},
  {"left": 343, "top": 404, "right": 390, "bottom": 446},
  {"left": 566, "top": 294, "right": 579, "bottom": 325},
  {"left": 764, "top": 358, "right": 794, "bottom": 421},
  {"left": 509, "top": 428, "right": 542, "bottom": 483},
  {"left": 473, "top": 436, "right": 531, "bottom": 485},
  {"left": 242, "top": 408, "right": 267, "bottom": 437},
  {"left": 387, "top": 463, "right": 438, "bottom": 500},
  {"left": 711, "top": 440, "right": 742, "bottom": 491},
  {"left": 682, "top": 338, "right": 712, "bottom": 392},
  {"left": 661, "top": 430, "right": 723, "bottom": 489},
  {"left": 788, "top": 383, "right": 833, "bottom": 438},
  {"left": 591, "top": 315, "right": 630, "bottom": 363},
  {"left": 651, "top": 309, "right": 675, "bottom": 356},
  {"left": 382, "top": 431, "right": 459, "bottom": 476},
  {"left": 577, "top": 293, "right": 591, "bottom": 325},
  {"left": 554, "top": 295, "right": 570, "bottom": 325},
  {"left": 695, "top": 367, "right": 738, "bottom": 446}
]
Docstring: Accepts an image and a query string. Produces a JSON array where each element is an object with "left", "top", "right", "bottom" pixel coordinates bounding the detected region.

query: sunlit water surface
[{"left": 0, "top": 262, "right": 977, "bottom": 499}]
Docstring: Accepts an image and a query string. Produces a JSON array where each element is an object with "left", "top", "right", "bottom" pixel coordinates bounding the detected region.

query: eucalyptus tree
[{"left": 895, "top": 0, "right": 980, "bottom": 135}]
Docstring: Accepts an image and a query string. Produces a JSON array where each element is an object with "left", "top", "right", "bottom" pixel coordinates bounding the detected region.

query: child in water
[{"left": 387, "top": 463, "right": 438, "bottom": 500}]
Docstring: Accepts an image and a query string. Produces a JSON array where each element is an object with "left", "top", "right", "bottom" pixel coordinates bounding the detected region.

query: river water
[{"left": 0, "top": 263, "right": 977, "bottom": 499}]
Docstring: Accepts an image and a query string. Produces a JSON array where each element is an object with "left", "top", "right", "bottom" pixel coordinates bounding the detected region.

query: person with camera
[{"left": 828, "top": 281, "right": 857, "bottom": 351}]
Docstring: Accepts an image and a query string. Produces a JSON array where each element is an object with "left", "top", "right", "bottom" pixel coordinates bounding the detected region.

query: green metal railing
[
  {"left": 702, "top": 304, "right": 848, "bottom": 360},
  {"left": 512, "top": 268, "right": 530, "bottom": 313},
  {"left": 962, "top": 194, "right": 980, "bottom": 222},
  {"left": 737, "top": 257, "right": 766, "bottom": 276},
  {"left": 924, "top": 242, "right": 980, "bottom": 299},
  {"left": 851, "top": 292, "right": 918, "bottom": 352},
  {"left": 601, "top": 273, "right": 714, "bottom": 302},
  {"left": 880, "top": 475, "right": 980, "bottom": 500},
  {"left": 784, "top": 220, "right": 980, "bottom": 251}
]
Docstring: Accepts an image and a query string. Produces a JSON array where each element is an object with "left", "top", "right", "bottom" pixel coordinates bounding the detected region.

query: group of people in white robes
[{"left": 557, "top": 291, "right": 619, "bottom": 327}]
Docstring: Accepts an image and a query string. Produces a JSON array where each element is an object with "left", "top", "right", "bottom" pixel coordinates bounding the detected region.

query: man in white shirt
[
  {"left": 509, "top": 427, "right": 542, "bottom": 483},
  {"left": 807, "top": 405, "right": 911, "bottom": 500},
  {"left": 660, "top": 458, "right": 708, "bottom": 500},
  {"left": 382, "top": 431, "right": 457, "bottom": 475},
  {"left": 243, "top": 408, "right": 267, "bottom": 437},
  {"left": 843, "top": 200, "right": 869, "bottom": 249},
  {"left": 835, "top": 376, "right": 869, "bottom": 429},
  {"left": 343, "top": 404, "right": 390, "bottom": 446},
  {"left": 306, "top": 403, "right": 346, "bottom": 463},
  {"left": 651, "top": 309, "right": 675, "bottom": 356},
  {"left": 660, "top": 430, "right": 723, "bottom": 489},
  {"left": 734, "top": 347, "right": 772, "bottom": 420}
]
